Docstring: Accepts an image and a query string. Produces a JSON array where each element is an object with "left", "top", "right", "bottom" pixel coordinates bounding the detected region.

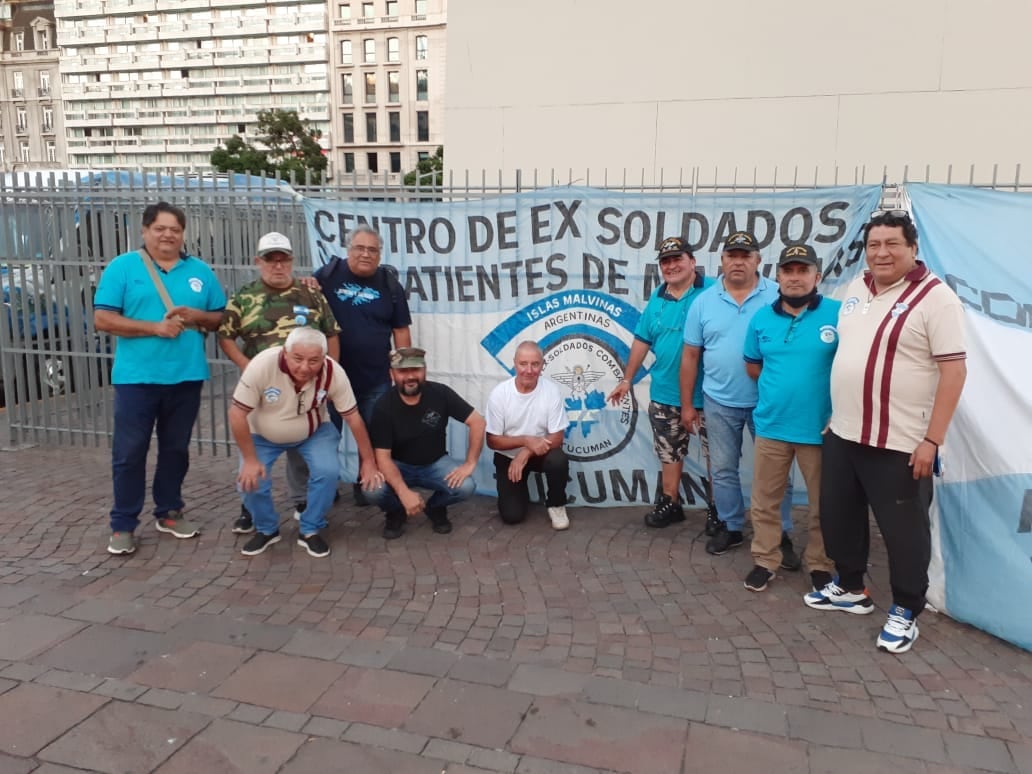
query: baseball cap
[
  {"left": 723, "top": 231, "right": 760, "bottom": 252},
  {"left": 777, "top": 244, "right": 819, "bottom": 267},
  {"left": 256, "top": 232, "right": 293, "bottom": 257},
  {"left": 657, "top": 236, "right": 694, "bottom": 261},
  {"left": 390, "top": 347, "right": 426, "bottom": 368}
]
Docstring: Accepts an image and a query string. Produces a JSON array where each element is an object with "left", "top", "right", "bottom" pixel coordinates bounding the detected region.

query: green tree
[
  {"left": 403, "top": 146, "right": 444, "bottom": 187},
  {"left": 211, "top": 109, "right": 327, "bottom": 184}
]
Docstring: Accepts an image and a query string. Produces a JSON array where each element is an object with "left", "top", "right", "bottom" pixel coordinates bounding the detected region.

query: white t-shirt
[{"left": 485, "top": 376, "right": 568, "bottom": 459}]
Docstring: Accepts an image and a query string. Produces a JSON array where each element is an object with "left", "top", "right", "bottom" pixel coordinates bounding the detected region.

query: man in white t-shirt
[
  {"left": 228, "top": 327, "right": 380, "bottom": 558},
  {"left": 485, "top": 341, "right": 571, "bottom": 530}
]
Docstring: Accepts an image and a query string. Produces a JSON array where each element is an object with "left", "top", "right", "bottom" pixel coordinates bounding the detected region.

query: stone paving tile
[
  {"left": 448, "top": 654, "right": 517, "bottom": 687},
  {"left": 515, "top": 756, "right": 615, "bottom": 774},
  {"left": 34, "top": 668, "right": 104, "bottom": 693},
  {"left": 0, "top": 752, "right": 36, "bottom": 774},
  {"left": 213, "top": 651, "right": 344, "bottom": 713},
  {"left": 0, "top": 682, "right": 108, "bottom": 757},
  {"left": 280, "top": 738, "right": 445, "bottom": 773},
  {"left": 386, "top": 645, "right": 459, "bottom": 677},
  {"left": 510, "top": 696, "right": 687, "bottom": 774},
  {"left": 0, "top": 614, "right": 84, "bottom": 661},
  {"left": 310, "top": 666, "right": 436, "bottom": 727},
  {"left": 127, "top": 640, "right": 253, "bottom": 693},
  {"left": 684, "top": 723, "right": 808, "bottom": 773},
  {"left": 406, "top": 678, "right": 533, "bottom": 749},
  {"left": 167, "top": 614, "right": 295, "bottom": 652},
  {"left": 38, "top": 700, "right": 208, "bottom": 773},
  {"left": 279, "top": 628, "right": 351, "bottom": 661},
  {"left": 0, "top": 585, "right": 40, "bottom": 607},
  {"left": 61, "top": 597, "right": 136, "bottom": 624},
  {"left": 509, "top": 664, "right": 591, "bottom": 697},
  {"left": 153, "top": 718, "right": 305, "bottom": 774},
  {"left": 860, "top": 716, "right": 949, "bottom": 764},
  {"left": 942, "top": 730, "right": 1018, "bottom": 773},
  {"left": 335, "top": 637, "right": 406, "bottom": 668},
  {"left": 342, "top": 722, "right": 429, "bottom": 754},
  {"left": 31, "top": 623, "right": 169, "bottom": 678},
  {"left": 301, "top": 716, "right": 350, "bottom": 739},
  {"left": 808, "top": 745, "right": 932, "bottom": 774}
]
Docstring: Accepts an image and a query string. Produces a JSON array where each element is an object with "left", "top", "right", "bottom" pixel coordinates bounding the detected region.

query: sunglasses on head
[{"left": 870, "top": 209, "right": 912, "bottom": 222}]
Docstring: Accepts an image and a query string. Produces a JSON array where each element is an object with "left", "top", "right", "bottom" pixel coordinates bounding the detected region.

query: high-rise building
[
  {"left": 0, "top": 0, "right": 63, "bottom": 170},
  {"left": 53, "top": 0, "right": 330, "bottom": 171},
  {"left": 328, "top": 0, "right": 445, "bottom": 180}
]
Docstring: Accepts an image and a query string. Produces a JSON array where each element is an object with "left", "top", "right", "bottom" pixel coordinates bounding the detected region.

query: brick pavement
[{"left": 0, "top": 444, "right": 1029, "bottom": 773}]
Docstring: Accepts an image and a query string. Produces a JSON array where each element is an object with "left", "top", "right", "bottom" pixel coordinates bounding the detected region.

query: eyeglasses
[
  {"left": 870, "top": 209, "right": 912, "bottom": 222},
  {"left": 350, "top": 245, "right": 381, "bottom": 256}
]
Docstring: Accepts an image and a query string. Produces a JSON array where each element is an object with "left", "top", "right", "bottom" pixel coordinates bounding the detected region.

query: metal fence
[{"left": 1, "top": 164, "right": 1028, "bottom": 452}]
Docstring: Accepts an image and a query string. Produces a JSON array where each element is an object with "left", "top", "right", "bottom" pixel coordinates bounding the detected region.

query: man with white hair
[{"left": 228, "top": 328, "right": 380, "bottom": 558}]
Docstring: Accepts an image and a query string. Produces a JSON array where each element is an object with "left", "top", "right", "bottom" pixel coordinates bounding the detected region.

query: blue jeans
[
  {"left": 241, "top": 422, "right": 341, "bottom": 537},
  {"left": 703, "top": 394, "right": 793, "bottom": 533},
  {"left": 365, "top": 454, "right": 476, "bottom": 521},
  {"left": 110, "top": 381, "right": 203, "bottom": 533}
]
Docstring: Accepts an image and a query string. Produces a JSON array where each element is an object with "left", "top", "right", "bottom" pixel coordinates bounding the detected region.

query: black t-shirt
[{"left": 369, "top": 381, "right": 474, "bottom": 466}]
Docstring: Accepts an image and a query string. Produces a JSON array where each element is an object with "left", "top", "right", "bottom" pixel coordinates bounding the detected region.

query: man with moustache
[
  {"left": 607, "top": 236, "right": 714, "bottom": 528},
  {"left": 219, "top": 232, "right": 341, "bottom": 535},
  {"left": 804, "top": 211, "right": 966, "bottom": 655},
  {"left": 314, "top": 224, "right": 412, "bottom": 502},
  {"left": 486, "top": 340, "right": 570, "bottom": 530},
  {"left": 95, "top": 201, "right": 226, "bottom": 556},
  {"left": 680, "top": 231, "right": 797, "bottom": 561},
  {"left": 742, "top": 244, "right": 839, "bottom": 593},
  {"left": 365, "top": 347, "right": 486, "bottom": 539}
]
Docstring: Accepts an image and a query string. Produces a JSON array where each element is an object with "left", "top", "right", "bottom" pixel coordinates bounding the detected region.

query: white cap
[{"left": 256, "top": 232, "right": 293, "bottom": 257}]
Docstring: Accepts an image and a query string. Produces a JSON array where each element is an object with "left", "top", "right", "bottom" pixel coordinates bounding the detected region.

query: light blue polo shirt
[
  {"left": 744, "top": 296, "right": 842, "bottom": 444},
  {"left": 94, "top": 250, "right": 226, "bottom": 385},
  {"left": 683, "top": 275, "right": 779, "bottom": 408},
  {"left": 633, "top": 275, "right": 715, "bottom": 407}
]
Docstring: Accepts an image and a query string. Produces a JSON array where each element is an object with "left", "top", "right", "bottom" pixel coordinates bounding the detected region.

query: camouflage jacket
[{"left": 218, "top": 279, "right": 340, "bottom": 358}]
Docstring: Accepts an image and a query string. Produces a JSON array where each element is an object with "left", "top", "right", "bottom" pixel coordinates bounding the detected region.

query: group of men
[{"left": 94, "top": 201, "right": 965, "bottom": 655}]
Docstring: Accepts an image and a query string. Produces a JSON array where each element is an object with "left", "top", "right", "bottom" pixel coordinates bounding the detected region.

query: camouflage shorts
[{"left": 648, "top": 401, "right": 691, "bottom": 464}]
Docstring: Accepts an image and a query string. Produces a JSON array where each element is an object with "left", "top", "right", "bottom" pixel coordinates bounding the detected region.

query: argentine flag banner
[{"left": 909, "top": 184, "right": 1032, "bottom": 653}]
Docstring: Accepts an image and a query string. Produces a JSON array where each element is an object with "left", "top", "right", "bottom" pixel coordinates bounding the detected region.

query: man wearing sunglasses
[
  {"left": 219, "top": 232, "right": 342, "bottom": 536},
  {"left": 804, "top": 210, "right": 966, "bottom": 655}
]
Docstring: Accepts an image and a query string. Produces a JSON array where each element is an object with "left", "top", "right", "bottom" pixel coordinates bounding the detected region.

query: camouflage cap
[{"left": 390, "top": 347, "right": 426, "bottom": 368}]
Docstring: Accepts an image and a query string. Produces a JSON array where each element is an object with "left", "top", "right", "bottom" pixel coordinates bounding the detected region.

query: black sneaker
[
  {"left": 644, "top": 495, "right": 685, "bottom": 529},
  {"left": 298, "top": 532, "right": 330, "bottom": 557},
  {"left": 241, "top": 531, "right": 281, "bottom": 556},
  {"left": 232, "top": 504, "right": 254, "bottom": 534},
  {"left": 810, "top": 570, "right": 834, "bottom": 592},
  {"left": 705, "top": 525, "right": 744, "bottom": 555},
  {"left": 780, "top": 531, "right": 802, "bottom": 571},
  {"left": 383, "top": 510, "right": 406, "bottom": 540},
  {"left": 744, "top": 565, "right": 775, "bottom": 592},
  {"left": 427, "top": 505, "right": 453, "bottom": 535},
  {"left": 704, "top": 504, "right": 722, "bottom": 537}
]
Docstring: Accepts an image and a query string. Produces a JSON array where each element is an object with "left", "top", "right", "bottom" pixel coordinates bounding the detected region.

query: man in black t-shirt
[{"left": 366, "top": 347, "right": 486, "bottom": 539}]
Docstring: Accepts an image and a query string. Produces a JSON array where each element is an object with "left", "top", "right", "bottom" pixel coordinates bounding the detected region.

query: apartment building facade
[
  {"left": 0, "top": 0, "right": 64, "bottom": 170},
  {"left": 328, "top": 0, "right": 445, "bottom": 180},
  {"left": 53, "top": 0, "right": 330, "bottom": 171}
]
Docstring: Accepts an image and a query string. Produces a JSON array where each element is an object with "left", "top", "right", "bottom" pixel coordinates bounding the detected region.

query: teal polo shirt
[
  {"left": 94, "top": 250, "right": 226, "bottom": 385},
  {"left": 743, "top": 295, "right": 842, "bottom": 444},
  {"left": 633, "top": 274, "right": 715, "bottom": 407},
  {"left": 683, "top": 275, "right": 779, "bottom": 408}
]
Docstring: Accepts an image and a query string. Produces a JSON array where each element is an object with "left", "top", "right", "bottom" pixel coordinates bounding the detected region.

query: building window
[
  {"left": 39, "top": 71, "right": 50, "bottom": 96},
  {"left": 390, "top": 151, "right": 401, "bottom": 173},
  {"left": 416, "top": 110, "right": 429, "bottom": 142},
  {"left": 415, "top": 0, "right": 427, "bottom": 14},
  {"left": 364, "top": 72, "right": 376, "bottom": 103},
  {"left": 363, "top": 38, "right": 375, "bottom": 63},
  {"left": 365, "top": 112, "right": 377, "bottom": 142},
  {"left": 16, "top": 108, "right": 27, "bottom": 132},
  {"left": 36, "top": 28, "right": 50, "bottom": 49},
  {"left": 387, "top": 71, "right": 399, "bottom": 103},
  {"left": 12, "top": 71, "right": 24, "bottom": 97},
  {"left": 386, "top": 0, "right": 398, "bottom": 16},
  {"left": 342, "top": 113, "right": 354, "bottom": 143},
  {"left": 416, "top": 69, "right": 428, "bottom": 101},
  {"left": 46, "top": 141, "right": 57, "bottom": 162},
  {"left": 340, "top": 40, "right": 352, "bottom": 64},
  {"left": 19, "top": 141, "right": 30, "bottom": 162},
  {"left": 415, "top": 35, "right": 427, "bottom": 60},
  {"left": 343, "top": 151, "right": 355, "bottom": 173},
  {"left": 389, "top": 111, "right": 400, "bottom": 142},
  {"left": 341, "top": 73, "right": 353, "bottom": 104},
  {"left": 418, "top": 151, "right": 429, "bottom": 162},
  {"left": 0, "top": 144, "right": 5, "bottom": 165},
  {"left": 42, "top": 106, "right": 53, "bottom": 131},
  {"left": 13, "top": 31, "right": 24, "bottom": 51},
  {"left": 367, "top": 152, "right": 379, "bottom": 173},
  {"left": 362, "top": 2, "right": 375, "bottom": 17},
  {"left": 387, "top": 37, "right": 399, "bottom": 62},
  {"left": 339, "top": 3, "right": 351, "bottom": 20}
]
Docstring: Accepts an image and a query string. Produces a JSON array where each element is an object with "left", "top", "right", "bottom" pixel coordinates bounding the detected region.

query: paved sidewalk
[{"left": 0, "top": 444, "right": 1029, "bottom": 774}]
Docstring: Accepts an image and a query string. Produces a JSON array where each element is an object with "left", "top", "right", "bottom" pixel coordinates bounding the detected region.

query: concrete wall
[{"left": 444, "top": 0, "right": 1032, "bottom": 184}]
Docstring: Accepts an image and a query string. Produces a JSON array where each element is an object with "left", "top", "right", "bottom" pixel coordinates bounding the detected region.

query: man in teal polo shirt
[
  {"left": 607, "top": 236, "right": 714, "bottom": 528},
  {"left": 742, "top": 244, "right": 840, "bottom": 592},
  {"left": 94, "top": 202, "right": 226, "bottom": 556},
  {"left": 680, "top": 231, "right": 796, "bottom": 559}
]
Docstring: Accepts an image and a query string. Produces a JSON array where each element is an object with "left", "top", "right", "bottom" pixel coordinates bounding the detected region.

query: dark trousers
[
  {"left": 820, "top": 431, "right": 933, "bottom": 614},
  {"left": 494, "top": 449, "right": 569, "bottom": 524},
  {"left": 109, "top": 381, "right": 203, "bottom": 533}
]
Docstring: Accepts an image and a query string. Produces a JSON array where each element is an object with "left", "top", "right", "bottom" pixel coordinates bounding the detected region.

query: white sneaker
[
  {"left": 547, "top": 506, "right": 570, "bottom": 530},
  {"left": 877, "top": 605, "right": 920, "bottom": 654}
]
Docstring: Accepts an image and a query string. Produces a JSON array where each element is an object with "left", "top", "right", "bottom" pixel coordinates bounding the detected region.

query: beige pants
[{"left": 750, "top": 437, "right": 833, "bottom": 573}]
